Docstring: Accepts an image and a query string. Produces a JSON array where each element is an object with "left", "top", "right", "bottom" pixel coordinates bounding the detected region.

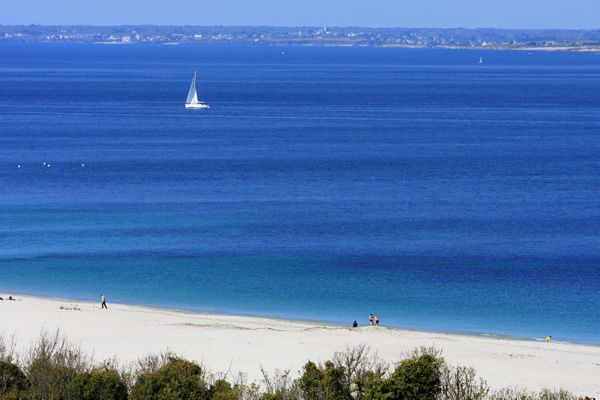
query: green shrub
[
  {"left": 130, "top": 357, "right": 210, "bottom": 400},
  {"left": 0, "top": 337, "right": 16, "bottom": 365},
  {"left": 359, "top": 371, "right": 387, "bottom": 400},
  {"left": 261, "top": 393, "right": 285, "bottom": 400},
  {"left": 298, "top": 360, "right": 351, "bottom": 400},
  {"left": 332, "top": 345, "right": 388, "bottom": 400},
  {"left": 260, "top": 368, "right": 299, "bottom": 400},
  {"left": 490, "top": 388, "right": 535, "bottom": 400},
  {"left": 211, "top": 379, "right": 239, "bottom": 400},
  {"left": 26, "top": 359, "right": 78, "bottom": 400},
  {"left": 389, "top": 353, "right": 442, "bottom": 400},
  {"left": 64, "top": 367, "right": 128, "bottom": 400},
  {"left": 322, "top": 361, "right": 351, "bottom": 400},
  {"left": 538, "top": 389, "right": 579, "bottom": 400},
  {"left": 0, "top": 360, "right": 28, "bottom": 397},
  {"left": 440, "top": 365, "right": 489, "bottom": 400},
  {"left": 364, "top": 350, "right": 444, "bottom": 400},
  {"left": 298, "top": 362, "right": 324, "bottom": 400},
  {"left": 23, "top": 331, "right": 91, "bottom": 400},
  {"left": 490, "top": 388, "right": 581, "bottom": 400}
]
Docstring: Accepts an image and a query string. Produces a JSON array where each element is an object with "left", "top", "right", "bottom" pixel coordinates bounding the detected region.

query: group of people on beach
[
  {"left": 351, "top": 314, "right": 380, "bottom": 328},
  {"left": 0, "top": 295, "right": 16, "bottom": 301},
  {"left": 368, "top": 313, "right": 380, "bottom": 326}
]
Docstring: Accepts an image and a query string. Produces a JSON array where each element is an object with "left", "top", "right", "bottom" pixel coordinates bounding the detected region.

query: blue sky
[{"left": 1, "top": 0, "right": 598, "bottom": 29}]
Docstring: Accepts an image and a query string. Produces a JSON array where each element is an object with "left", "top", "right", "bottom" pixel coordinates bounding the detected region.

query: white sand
[{"left": 1, "top": 294, "right": 599, "bottom": 394}]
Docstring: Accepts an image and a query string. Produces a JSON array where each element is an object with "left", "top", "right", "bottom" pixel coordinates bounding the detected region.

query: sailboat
[{"left": 185, "top": 72, "right": 209, "bottom": 109}]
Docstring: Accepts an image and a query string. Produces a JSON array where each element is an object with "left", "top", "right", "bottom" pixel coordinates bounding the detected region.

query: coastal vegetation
[{"left": 0, "top": 333, "right": 583, "bottom": 400}]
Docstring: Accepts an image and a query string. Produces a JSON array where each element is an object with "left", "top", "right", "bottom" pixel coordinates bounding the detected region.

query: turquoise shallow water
[{"left": 0, "top": 43, "right": 599, "bottom": 343}]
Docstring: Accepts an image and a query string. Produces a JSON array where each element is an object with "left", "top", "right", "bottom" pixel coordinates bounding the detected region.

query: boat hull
[{"left": 185, "top": 102, "right": 210, "bottom": 109}]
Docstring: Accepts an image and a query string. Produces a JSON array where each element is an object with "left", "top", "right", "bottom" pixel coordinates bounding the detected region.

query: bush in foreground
[
  {"left": 211, "top": 379, "right": 240, "bottom": 400},
  {"left": 298, "top": 360, "right": 352, "bottom": 400},
  {"left": 490, "top": 388, "right": 581, "bottom": 400},
  {"left": 64, "top": 367, "right": 128, "bottom": 400},
  {"left": 360, "top": 348, "right": 443, "bottom": 400},
  {"left": 130, "top": 357, "right": 210, "bottom": 400},
  {"left": 0, "top": 332, "right": 586, "bottom": 400},
  {"left": 440, "top": 365, "right": 489, "bottom": 400},
  {"left": 0, "top": 360, "right": 28, "bottom": 398}
]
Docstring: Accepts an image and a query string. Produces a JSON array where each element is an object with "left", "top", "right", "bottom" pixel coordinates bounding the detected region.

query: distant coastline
[
  {"left": 91, "top": 42, "right": 600, "bottom": 52},
  {"left": 2, "top": 25, "right": 600, "bottom": 51}
]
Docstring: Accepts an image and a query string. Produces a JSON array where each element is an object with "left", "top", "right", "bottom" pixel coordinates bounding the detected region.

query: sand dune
[{"left": 1, "top": 294, "right": 598, "bottom": 394}]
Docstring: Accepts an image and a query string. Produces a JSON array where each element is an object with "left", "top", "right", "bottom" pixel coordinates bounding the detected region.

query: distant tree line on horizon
[
  {"left": 1, "top": 25, "right": 600, "bottom": 48},
  {"left": 0, "top": 331, "right": 588, "bottom": 400}
]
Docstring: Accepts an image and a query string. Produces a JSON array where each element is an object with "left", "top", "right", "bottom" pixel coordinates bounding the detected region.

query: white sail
[
  {"left": 186, "top": 72, "right": 198, "bottom": 104},
  {"left": 185, "top": 71, "right": 209, "bottom": 109}
]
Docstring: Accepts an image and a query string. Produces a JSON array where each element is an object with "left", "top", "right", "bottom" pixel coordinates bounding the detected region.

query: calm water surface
[{"left": 1, "top": 43, "right": 599, "bottom": 343}]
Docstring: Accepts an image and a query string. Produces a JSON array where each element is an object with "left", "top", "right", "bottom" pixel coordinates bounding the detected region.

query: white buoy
[
  {"left": 47, "top": 164, "right": 51, "bottom": 167},
  {"left": 81, "top": 163, "right": 85, "bottom": 167},
  {"left": 42, "top": 162, "right": 46, "bottom": 166},
  {"left": 17, "top": 165, "right": 21, "bottom": 168}
]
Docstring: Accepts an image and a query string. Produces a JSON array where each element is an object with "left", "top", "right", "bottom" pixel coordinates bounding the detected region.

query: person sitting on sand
[
  {"left": 352, "top": 320, "right": 358, "bottom": 328},
  {"left": 546, "top": 335, "right": 552, "bottom": 343},
  {"left": 101, "top": 294, "right": 107, "bottom": 309},
  {"left": 8, "top": 296, "right": 15, "bottom": 301},
  {"left": 369, "top": 314, "right": 374, "bottom": 326}
]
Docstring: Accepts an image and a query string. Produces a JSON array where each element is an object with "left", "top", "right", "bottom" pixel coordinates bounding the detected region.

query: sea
[{"left": 1, "top": 43, "right": 599, "bottom": 344}]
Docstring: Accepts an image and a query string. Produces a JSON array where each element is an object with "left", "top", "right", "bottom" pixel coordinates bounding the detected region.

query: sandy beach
[{"left": 1, "top": 294, "right": 599, "bottom": 394}]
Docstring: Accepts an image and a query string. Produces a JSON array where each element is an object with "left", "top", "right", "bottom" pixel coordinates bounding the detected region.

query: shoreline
[
  {"left": 1, "top": 292, "right": 599, "bottom": 394},
  {"left": 5, "top": 289, "right": 595, "bottom": 347}
]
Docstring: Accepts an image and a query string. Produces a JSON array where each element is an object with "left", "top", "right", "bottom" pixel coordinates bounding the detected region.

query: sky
[{"left": 1, "top": 0, "right": 599, "bottom": 29}]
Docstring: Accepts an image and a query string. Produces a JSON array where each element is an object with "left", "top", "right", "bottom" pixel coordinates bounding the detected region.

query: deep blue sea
[{"left": 1, "top": 43, "right": 599, "bottom": 343}]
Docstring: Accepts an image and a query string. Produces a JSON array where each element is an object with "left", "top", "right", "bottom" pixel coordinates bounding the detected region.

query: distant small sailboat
[
  {"left": 478, "top": 56, "right": 484, "bottom": 64},
  {"left": 185, "top": 72, "right": 209, "bottom": 109}
]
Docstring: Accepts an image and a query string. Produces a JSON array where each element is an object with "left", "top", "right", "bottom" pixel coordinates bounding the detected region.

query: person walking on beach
[
  {"left": 369, "top": 314, "right": 375, "bottom": 326},
  {"left": 101, "top": 294, "right": 107, "bottom": 309}
]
